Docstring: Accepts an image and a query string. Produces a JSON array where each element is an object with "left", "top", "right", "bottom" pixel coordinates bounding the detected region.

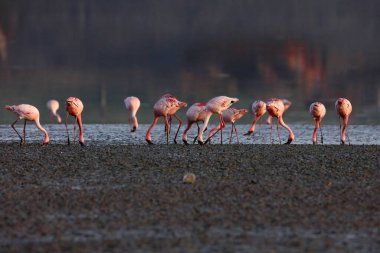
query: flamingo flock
[{"left": 4, "top": 95, "right": 353, "bottom": 146}]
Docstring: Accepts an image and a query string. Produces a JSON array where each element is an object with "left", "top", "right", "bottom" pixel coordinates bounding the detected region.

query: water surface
[{"left": 0, "top": 124, "right": 379, "bottom": 145}]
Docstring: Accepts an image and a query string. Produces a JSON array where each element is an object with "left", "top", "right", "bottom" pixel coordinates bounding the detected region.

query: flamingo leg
[
  {"left": 269, "top": 121, "right": 273, "bottom": 144},
  {"left": 182, "top": 121, "right": 193, "bottom": 145},
  {"left": 276, "top": 120, "right": 282, "bottom": 144},
  {"left": 164, "top": 115, "right": 170, "bottom": 144},
  {"left": 320, "top": 124, "right": 324, "bottom": 144},
  {"left": 234, "top": 123, "right": 239, "bottom": 144},
  {"left": 172, "top": 114, "right": 182, "bottom": 144},
  {"left": 220, "top": 114, "right": 225, "bottom": 145},
  {"left": 65, "top": 112, "right": 70, "bottom": 145},
  {"left": 11, "top": 118, "right": 23, "bottom": 145},
  {"left": 339, "top": 116, "right": 343, "bottom": 144},
  {"left": 229, "top": 124, "right": 233, "bottom": 144},
  {"left": 193, "top": 122, "right": 200, "bottom": 144},
  {"left": 22, "top": 120, "right": 26, "bottom": 145},
  {"left": 168, "top": 115, "right": 172, "bottom": 135},
  {"left": 73, "top": 115, "right": 78, "bottom": 143}
]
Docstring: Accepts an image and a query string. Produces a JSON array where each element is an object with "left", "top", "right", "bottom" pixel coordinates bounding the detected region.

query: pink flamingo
[
  {"left": 335, "top": 98, "right": 352, "bottom": 145},
  {"left": 182, "top": 102, "right": 207, "bottom": 145},
  {"left": 267, "top": 98, "right": 292, "bottom": 125},
  {"left": 46, "top": 99, "right": 62, "bottom": 123},
  {"left": 266, "top": 98, "right": 294, "bottom": 144},
  {"left": 146, "top": 94, "right": 187, "bottom": 144},
  {"left": 309, "top": 102, "right": 326, "bottom": 144},
  {"left": 124, "top": 96, "right": 141, "bottom": 132},
  {"left": 65, "top": 97, "right": 84, "bottom": 146},
  {"left": 208, "top": 108, "right": 248, "bottom": 144},
  {"left": 244, "top": 100, "right": 267, "bottom": 136},
  {"left": 198, "top": 96, "right": 239, "bottom": 145},
  {"left": 4, "top": 104, "right": 49, "bottom": 145}
]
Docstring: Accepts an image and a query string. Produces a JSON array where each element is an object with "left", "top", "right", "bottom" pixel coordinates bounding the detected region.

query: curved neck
[
  {"left": 199, "top": 110, "right": 213, "bottom": 142},
  {"left": 35, "top": 118, "right": 49, "bottom": 143},
  {"left": 278, "top": 116, "right": 294, "bottom": 141}
]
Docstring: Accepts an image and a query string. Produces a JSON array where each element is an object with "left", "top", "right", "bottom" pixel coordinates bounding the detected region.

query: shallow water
[{"left": 0, "top": 124, "right": 379, "bottom": 145}]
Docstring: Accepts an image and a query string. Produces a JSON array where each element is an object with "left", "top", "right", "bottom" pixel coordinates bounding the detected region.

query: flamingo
[
  {"left": 65, "top": 97, "right": 84, "bottom": 146},
  {"left": 182, "top": 102, "right": 207, "bottom": 145},
  {"left": 146, "top": 94, "right": 187, "bottom": 144},
  {"left": 208, "top": 108, "right": 248, "bottom": 144},
  {"left": 4, "top": 104, "right": 49, "bottom": 145},
  {"left": 244, "top": 100, "right": 267, "bottom": 136},
  {"left": 124, "top": 96, "right": 141, "bottom": 132},
  {"left": 335, "top": 98, "right": 352, "bottom": 145},
  {"left": 267, "top": 98, "right": 292, "bottom": 125},
  {"left": 197, "top": 96, "right": 239, "bottom": 145},
  {"left": 46, "top": 99, "right": 62, "bottom": 123},
  {"left": 309, "top": 102, "right": 326, "bottom": 144},
  {"left": 266, "top": 98, "right": 294, "bottom": 144}
]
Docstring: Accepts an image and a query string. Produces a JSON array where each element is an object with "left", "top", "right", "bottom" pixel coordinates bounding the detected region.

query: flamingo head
[
  {"left": 179, "top": 101, "right": 188, "bottom": 108},
  {"left": 229, "top": 98, "right": 239, "bottom": 105},
  {"left": 4, "top": 105, "right": 12, "bottom": 111}
]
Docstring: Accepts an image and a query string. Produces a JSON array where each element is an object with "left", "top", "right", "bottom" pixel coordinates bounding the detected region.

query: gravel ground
[{"left": 0, "top": 143, "right": 379, "bottom": 252}]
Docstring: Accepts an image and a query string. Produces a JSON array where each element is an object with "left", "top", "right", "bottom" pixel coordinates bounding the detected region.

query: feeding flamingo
[
  {"left": 182, "top": 102, "right": 207, "bottom": 145},
  {"left": 335, "top": 98, "right": 352, "bottom": 145},
  {"left": 197, "top": 96, "right": 239, "bottom": 145},
  {"left": 146, "top": 94, "right": 187, "bottom": 144},
  {"left": 309, "top": 102, "right": 326, "bottom": 144},
  {"left": 267, "top": 98, "right": 292, "bottom": 125},
  {"left": 46, "top": 99, "right": 62, "bottom": 123},
  {"left": 266, "top": 98, "right": 294, "bottom": 144},
  {"left": 244, "top": 100, "right": 267, "bottom": 136},
  {"left": 4, "top": 104, "right": 49, "bottom": 145},
  {"left": 208, "top": 108, "right": 248, "bottom": 144},
  {"left": 65, "top": 97, "right": 84, "bottom": 146},
  {"left": 124, "top": 96, "right": 141, "bottom": 132}
]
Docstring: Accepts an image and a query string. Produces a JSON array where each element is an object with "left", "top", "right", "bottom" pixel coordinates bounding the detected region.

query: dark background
[{"left": 0, "top": 0, "right": 379, "bottom": 123}]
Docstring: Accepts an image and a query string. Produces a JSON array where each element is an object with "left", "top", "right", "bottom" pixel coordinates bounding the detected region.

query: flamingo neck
[
  {"left": 35, "top": 119, "right": 49, "bottom": 144},
  {"left": 278, "top": 117, "right": 294, "bottom": 142},
  {"left": 199, "top": 110, "right": 213, "bottom": 142}
]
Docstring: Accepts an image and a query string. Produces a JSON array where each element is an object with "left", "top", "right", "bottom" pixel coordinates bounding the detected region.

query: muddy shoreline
[{"left": 0, "top": 144, "right": 379, "bottom": 252}]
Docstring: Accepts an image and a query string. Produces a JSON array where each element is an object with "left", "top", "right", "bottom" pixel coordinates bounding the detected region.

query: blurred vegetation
[{"left": 0, "top": 0, "right": 379, "bottom": 124}]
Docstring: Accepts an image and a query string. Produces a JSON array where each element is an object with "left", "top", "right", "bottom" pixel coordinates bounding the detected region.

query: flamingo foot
[
  {"left": 341, "top": 140, "right": 345, "bottom": 145},
  {"left": 244, "top": 131, "right": 253, "bottom": 136},
  {"left": 42, "top": 141, "right": 49, "bottom": 146},
  {"left": 19, "top": 139, "right": 25, "bottom": 146},
  {"left": 284, "top": 139, "right": 293, "bottom": 144},
  {"left": 198, "top": 140, "right": 204, "bottom": 145},
  {"left": 183, "top": 139, "right": 188, "bottom": 145},
  {"left": 131, "top": 127, "right": 136, "bottom": 132},
  {"left": 146, "top": 139, "right": 154, "bottom": 145},
  {"left": 204, "top": 138, "right": 211, "bottom": 144},
  {"left": 67, "top": 137, "right": 71, "bottom": 146},
  {"left": 174, "top": 139, "right": 177, "bottom": 144},
  {"left": 313, "top": 141, "right": 316, "bottom": 145},
  {"left": 79, "top": 141, "right": 85, "bottom": 147}
]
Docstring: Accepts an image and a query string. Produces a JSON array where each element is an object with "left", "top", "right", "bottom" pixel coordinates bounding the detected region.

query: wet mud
[{"left": 0, "top": 144, "right": 379, "bottom": 252}]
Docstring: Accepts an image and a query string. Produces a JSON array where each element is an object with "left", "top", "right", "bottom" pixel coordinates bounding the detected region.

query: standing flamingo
[
  {"left": 65, "top": 97, "right": 84, "bottom": 146},
  {"left": 309, "top": 102, "right": 326, "bottom": 144},
  {"left": 197, "top": 96, "right": 239, "bottom": 145},
  {"left": 182, "top": 102, "right": 207, "bottom": 145},
  {"left": 124, "top": 96, "right": 141, "bottom": 132},
  {"left": 208, "top": 108, "right": 248, "bottom": 144},
  {"left": 5, "top": 104, "right": 49, "bottom": 145},
  {"left": 335, "top": 98, "right": 352, "bottom": 145},
  {"left": 267, "top": 98, "right": 292, "bottom": 125},
  {"left": 266, "top": 98, "right": 294, "bottom": 144},
  {"left": 146, "top": 94, "right": 187, "bottom": 145},
  {"left": 46, "top": 99, "right": 62, "bottom": 123},
  {"left": 244, "top": 100, "right": 267, "bottom": 136}
]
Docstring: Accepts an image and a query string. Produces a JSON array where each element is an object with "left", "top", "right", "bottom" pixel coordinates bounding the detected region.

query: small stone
[{"left": 183, "top": 173, "right": 196, "bottom": 184}]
